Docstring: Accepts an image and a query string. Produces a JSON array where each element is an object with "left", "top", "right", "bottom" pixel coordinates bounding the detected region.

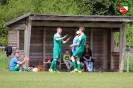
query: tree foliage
[{"left": 0, "top": 0, "right": 133, "bottom": 47}]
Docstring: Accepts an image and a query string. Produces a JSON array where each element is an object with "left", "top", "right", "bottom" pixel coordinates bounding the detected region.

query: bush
[{"left": 0, "top": 52, "right": 8, "bottom": 71}]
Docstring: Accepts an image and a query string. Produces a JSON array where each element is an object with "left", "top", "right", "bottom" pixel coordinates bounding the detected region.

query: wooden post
[
  {"left": 103, "top": 29, "right": 107, "bottom": 70},
  {"left": 111, "top": 29, "right": 114, "bottom": 52},
  {"left": 43, "top": 27, "right": 46, "bottom": 65},
  {"left": 90, "top": 29, "right": 93, "bottom": 51},
  {"left": 111, "top": 28, "right": 114, "bottom": 70},
  {"left": 24, "top": 18, "right": 32, "bottom": 67},
  {"left": 119, "top": 23, "right": 126, "bottom": 72},
  {"left": 17, "top": 30, "right": 19, "bottom": 48}
]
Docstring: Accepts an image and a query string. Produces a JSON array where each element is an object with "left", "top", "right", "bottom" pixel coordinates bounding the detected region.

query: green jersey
[
  {"left": 77, "top": 33, "right": 87, "bottom": 51},
  {"left": 53, "top": 33, "right": 63, "bottom": 49},
  {"left": 72, "top": 33, "right": 87, "bottom": 58},
  {"left": 53, "top": 33, "right": 63, "bottom": 59}
]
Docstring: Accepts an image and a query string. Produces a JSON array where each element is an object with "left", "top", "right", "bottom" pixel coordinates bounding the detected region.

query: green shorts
[
  {"left": 53, "top": 48, "right": 61, "bottom": 59},
  {"left": 10, "top": 65, "right": 20, "bottom": 71},
  {"left": 73, "top": 49, "right": 84, "bottom": 58}
]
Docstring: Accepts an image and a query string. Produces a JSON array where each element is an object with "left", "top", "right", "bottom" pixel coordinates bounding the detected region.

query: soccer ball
[{"left": 32, "top": 68, "right": 38, "bottom": 72}]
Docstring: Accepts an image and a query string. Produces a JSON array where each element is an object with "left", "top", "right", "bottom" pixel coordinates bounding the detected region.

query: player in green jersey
[
  {"left": 70, "top": 27, "right": 87, "bottom": 73},
  {"left": 49, "top": 27, "right": 70, "bottom": 72}
]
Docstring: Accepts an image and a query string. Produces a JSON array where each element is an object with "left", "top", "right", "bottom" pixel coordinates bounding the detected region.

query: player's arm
[
  {"left": 89, "top": 50, "right": 92, "bottom": 61},
  {"left": 17, "top": 57, "right": 29, "bottom": 65},
  {"left": 63, "top": 37, "right": 71, "bottom": 44},
  {"left": 89, "top": 56, "right": 92, "bottom": 61},
  {"left": 56, "top": 34, "right": 68, "bottom": 41},
  {"left": 70, "top": 36, "right": 81, "bottom": 47},
  {"left": 83, "top": 56, "right": 89, "bottom": 61},
  {"left": 70, "top": 42, "right": 79, "bottom": 47}
]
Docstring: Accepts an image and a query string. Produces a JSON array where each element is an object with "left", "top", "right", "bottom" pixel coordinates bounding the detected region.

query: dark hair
[
  {"left": 14, "top": 52, "right": 19, "bottom": 56},
  {"left": 85, "top": 43, "right": 90, "bottom": 53},
  {"left": 86, "top": 43, "right": 89, "bottom": 46},
  {"left": 65, "top": 49, "right": 69, "bottom": 51}
]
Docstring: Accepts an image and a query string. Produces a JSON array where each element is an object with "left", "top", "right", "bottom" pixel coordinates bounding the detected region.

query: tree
[
  {"left": 126, "top": 23, "right": 133, "bottom": 48},
  {"left": 0, "top": 0, "right": 133, "bottom": 47}
]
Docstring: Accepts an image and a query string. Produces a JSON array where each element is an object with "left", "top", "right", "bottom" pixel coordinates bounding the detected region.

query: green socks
[
  {"left": 49, "top": 59, "right": 56, "bottom": 70},
  {"left": 49, "top": 59, "right": 58, "bottom": 71},
  {"left": 54, "top": 60, "right": 57, "bottom": 71},
  {"left": 72, "top": 61, "right": 77, "bottom": 69},
  {"left": 77, "top": 64, "right": 81, "bottom": 71}
]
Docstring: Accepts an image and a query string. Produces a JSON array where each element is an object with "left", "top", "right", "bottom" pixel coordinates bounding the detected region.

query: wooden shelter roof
[{"left": 4, "top": 12, "right": 133, "bottom": 27}]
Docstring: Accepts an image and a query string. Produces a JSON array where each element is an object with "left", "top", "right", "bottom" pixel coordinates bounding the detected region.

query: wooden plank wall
[
  {"left": 92, "top": 29, "right": 104, "bottom": 69},
  {"left": 29, "top": 26, "right": 43, "bottom": 66},
  {"left": 107, "top": 29, "right": 111, "bottom": 70},
  {"left": 8, "top": 19, "right": 26, "bottom": 64},
  {"left": 85, "top": 29, "right": 91, "bottom": 45},
  {"left": 45, "top": 27, "right": 55, "bottom": 59},
  {"left": 8, "top": 29, "right": 17, "bottom": 47},
  {"left": 8, "top": 29, "right": 25, "bottom": 64},
  {"left": 113, "top": 54, "right": 119, "bottom": 69}
]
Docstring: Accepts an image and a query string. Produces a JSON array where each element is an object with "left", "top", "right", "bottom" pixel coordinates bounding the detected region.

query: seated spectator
[
  {"left": 9, "top": 52, "right": 30, "bottom": 71},
  {"left": 82, "top": 43, "right": 94, "bottom": 72},
  {"left": 63, "top": 49, "right": 72, "bottom": 72}
]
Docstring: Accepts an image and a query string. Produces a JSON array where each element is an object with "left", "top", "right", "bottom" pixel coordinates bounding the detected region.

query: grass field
[
  {"left": 0, "top": 71, "right": 133, "bottom": 88},
  {"left": 1, "top": 52, "right": 133, "bottom": 88}
]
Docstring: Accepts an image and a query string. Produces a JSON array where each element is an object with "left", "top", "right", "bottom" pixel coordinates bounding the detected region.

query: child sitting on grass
[{"left": 63, "top": 49, "right": 72, "bottom": 72}]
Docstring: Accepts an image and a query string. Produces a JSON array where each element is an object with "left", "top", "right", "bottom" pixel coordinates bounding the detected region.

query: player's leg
[
  {"left": 76, "top": 52, "right": 84, "bottom": 72},
  {"left": 76, "top": 58, "right": 81, "bottom": 72},
  {"left": 53, "top": 49, "right": 61, "bottom": 72},
  {"left": 20, "top": 64, "right": 30, "bottom": 71},
  {"left": 10, "top": 64, "right": 20, "bottom": 71},
  {"left": 49, "top": 59, "right": 55, "bottom": 72},
  {"left": 71, "top": 56, "right": 77, "bottom": 70},
  {"left": 71, "top": 49, "right": 82, "bottom": 72},
  {"left": 53, "top": 59, "right": 58, "bottom": 71},
  {"left": 71, "top": 49, "right": 79, "bottom": 70},
  {"left": 49, "top": 48, "right": 57, "bottom": 72}
]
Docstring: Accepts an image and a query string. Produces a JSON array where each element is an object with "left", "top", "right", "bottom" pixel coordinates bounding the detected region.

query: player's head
[
  {"left": 57, "top": 27, "right": 62, "bottom": 34},
  {"left": 65, "top": 49, "right": 69, "bottom": 54},
  {"left": 85, "top": 43, "right": 89, "bottom": 49},
  {"left": 79, "top": 27, "right": 85, "bottom": 33},
  {"left": 76, "top": 31, "right": 80, "bottom": 36},
  {"left": 14, "top": 52, "right": 20, "bottom": 58}
]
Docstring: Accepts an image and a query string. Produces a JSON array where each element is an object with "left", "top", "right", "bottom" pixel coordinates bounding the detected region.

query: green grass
[
  {"left": 1, "top": 52, "right": 133, "bottom": 88},
  {"left": 0, "top": 52, "right": 8, "bottom": 71},
  {"left": 0, "top": 72, "right": 133, "bottom": 88}
]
